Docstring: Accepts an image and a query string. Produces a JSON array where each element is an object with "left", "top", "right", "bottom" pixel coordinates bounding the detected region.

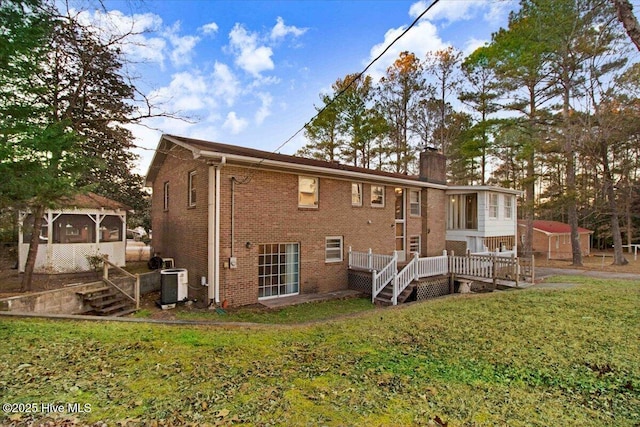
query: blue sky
[{"left": 74, "top": 0, "right": 518, "bottom": 174}]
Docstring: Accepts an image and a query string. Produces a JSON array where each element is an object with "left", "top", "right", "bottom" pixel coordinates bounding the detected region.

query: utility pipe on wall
[{"left": 207, "top": 157, "right": 225, "bottom": 305}]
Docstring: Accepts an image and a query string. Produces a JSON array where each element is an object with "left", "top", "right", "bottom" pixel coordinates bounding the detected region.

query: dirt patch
[{"left": 538, "top": 249, "right": 640, "bottom": 274}]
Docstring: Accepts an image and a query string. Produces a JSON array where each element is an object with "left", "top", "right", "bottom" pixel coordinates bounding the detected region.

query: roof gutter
[{"left": 195, "top": 149, "right": 448, "bottom": 190}]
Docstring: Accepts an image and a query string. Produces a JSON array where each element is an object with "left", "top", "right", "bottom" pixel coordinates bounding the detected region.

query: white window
[
  {"left": 352, "top": 183, "right": 362, "bottom": 206},
  {"left": 163, "top": 182, "right": 169, "bottom": 211},
  {"left": 504, "top": 195, "right": 512, "bottom": 219},
  {"left": 409, "top": 235, "right": 421, "bottom": 254},
  {"left": 325, "top": 236, "right": 343, "bottom": 262},
  {"left": 188, "top": 171, "right": 196, "bottom": 207},
  {"left": 409, "top": 190, "right": 420, "bottom": 216},
  {"left": 489, "top": 193, "right": 499, "bottom": 219},
  {"left": 299, "top": 176, "right": 318, "bottom": 208},
  {"left": 371, "top": 185, "right": 385, "bottom": 207},
  {"left": 258, "top": 243, "right": 300, "bottom": 298}
]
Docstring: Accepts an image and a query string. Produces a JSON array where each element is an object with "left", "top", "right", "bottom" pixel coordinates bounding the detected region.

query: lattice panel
[
  {"left": 348, "top": 270, "right": 372, "bottom": 295},
  {"left": 445, "top": 240, "right": 467, "bottom": 256},
  {"left": 416, "top": 276, "right": 451, "bottom": 300}
]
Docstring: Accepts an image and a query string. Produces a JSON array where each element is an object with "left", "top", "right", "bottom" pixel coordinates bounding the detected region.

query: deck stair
[
  {"left": 77, "top": 286, "right": 137, "bottom": 317},
  {"left": 374, "top": 282, "right": 416, "bottom": 306}
]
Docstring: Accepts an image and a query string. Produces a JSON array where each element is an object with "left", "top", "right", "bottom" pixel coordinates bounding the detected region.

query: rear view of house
[{"left": 146, "top": 135, "right": 452, "bottom": 307}]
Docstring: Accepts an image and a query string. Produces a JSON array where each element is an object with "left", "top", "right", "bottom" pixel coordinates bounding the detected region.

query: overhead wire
[
  {"left": 135, "top": 0, "right": 441, "bottom": 182},
  {"left": 268, "top": 0, "right": 441, "bottom": 158}
]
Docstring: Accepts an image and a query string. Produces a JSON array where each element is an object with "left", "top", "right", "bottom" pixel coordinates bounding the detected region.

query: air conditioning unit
[{"left": 160, "top": 268, "right": 188, "bottom": 305}]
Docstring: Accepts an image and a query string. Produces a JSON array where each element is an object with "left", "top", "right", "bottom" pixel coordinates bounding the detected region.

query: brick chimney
[{"left": 419, "top": 148, "right": 446, "bottom": 184}]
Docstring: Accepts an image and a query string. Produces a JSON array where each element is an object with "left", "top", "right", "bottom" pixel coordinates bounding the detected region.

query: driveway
[
  {"left": 532, "top": 267, "right": 640, "bottom": 290},
  {"left": 536, "top": 267, "right": 640, "bottom": 281}
]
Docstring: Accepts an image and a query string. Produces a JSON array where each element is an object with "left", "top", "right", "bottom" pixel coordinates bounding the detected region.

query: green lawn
[
  {"left": 0, "top": 276, "right": 638, "bottom": 426},
  {"left": 174, "top": 296, "right": 374, "bottom": 324}
]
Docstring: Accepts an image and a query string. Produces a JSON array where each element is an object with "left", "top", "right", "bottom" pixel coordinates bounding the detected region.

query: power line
[{"left": 268, "top": 0, "right": 441, "bottom": 156}]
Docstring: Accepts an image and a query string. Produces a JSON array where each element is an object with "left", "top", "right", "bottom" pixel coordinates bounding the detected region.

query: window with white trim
[
  {"left": 409, "top": 189, "right": 420, "bottom": 216},
  {"left": 163, "top": 182, "right": 169, "bottom": 211},
  {"left": 409, "top": 235, "right": 421, "bottom": 254},
  {"left": 188, "top": 171, "right": 196, "bottom": 207},
  {"left": 504, "top": 195, "right": 512, "bottom": 219},
  {"left": 258, "top": 243, "right": 299, "bottom": 298},
  {"left": 489, "top": 193, "right": 499, "bottom": 219},
  {"left": 298, "top": 176, "right": 318, "bottom": 208},
  {"left": 352, "top": 183, "right": 362, "bottom": 206},
  {"left": 371, "top": 185, "right": 385, "bottom": 207},
  {"left": 325, "top": 236, "right": 343, "bottom": 262}
]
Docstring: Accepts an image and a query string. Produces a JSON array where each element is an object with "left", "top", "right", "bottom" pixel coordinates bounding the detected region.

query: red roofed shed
[{"left": 518, "top": 220, "right": 593, "bottom": 260}]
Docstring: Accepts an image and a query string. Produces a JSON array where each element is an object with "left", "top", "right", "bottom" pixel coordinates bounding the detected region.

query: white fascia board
[
  {"left": 447, "top": 186, "right": 523, "bottom": 196},
  {"left": 197, "top": 149, "right": 448, "bottom": 190}
]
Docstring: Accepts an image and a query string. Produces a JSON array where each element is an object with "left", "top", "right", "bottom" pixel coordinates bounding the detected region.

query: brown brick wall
[
  {"left": 422, "top": 188, "right": 446, "bottom": 256},
  {"left": 150, "top": 147, "right": 209, "bottom": 302},
  {"left": 152, "top": 156, "right": 447, "bottom": 307}
]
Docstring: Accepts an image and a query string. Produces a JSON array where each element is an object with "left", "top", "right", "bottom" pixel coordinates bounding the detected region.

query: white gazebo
[{"left": 19, "top": 192, "right": 129, "bottom": 273}]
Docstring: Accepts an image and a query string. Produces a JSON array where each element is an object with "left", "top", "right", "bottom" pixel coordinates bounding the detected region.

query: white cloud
[
  {"left": 228, "top": 23, "right": 274, "bottom": 76},
  {"left": 462, "top": 37, "right": 488, "bottom": 56},
  {"left": 200, "top": 22, "right": 219, "bottom": 35},
  {"left": 366, "top": 20, "right": 447, "bottom": 81},
  {"left": 255, "top": 92, "right": 273, "bottom": 124},
  {"left": 165, "top": 21, "right": 200, "bottom": 67},
  {"left": 73, "top": 9, "right": 167, "bottom": 67},
  {"left": 270, "top": 17, "right": 307, "bottom": 42},
  {"left": 223, "top": 112, "right": 248, "bottom": 134},
  {"left": 149, "top": 71, "right": 215, "bottom": 112},
  {"left": 410, "top": 0, "right": 510, "bottom": 26},
  {"left": 212, "top": 62, "right": 241, "bottom": 106}
]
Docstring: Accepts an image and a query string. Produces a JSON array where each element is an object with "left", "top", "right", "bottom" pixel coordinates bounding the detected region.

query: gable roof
[
  {"left": 145, "top": 134, "right": 448, "bottom": 189},
  {"left": 58, "top": 192, "right": 130, "bottom": 211},
  {"left": 518, "top": 220, "right": 593, "bottom": 235}
]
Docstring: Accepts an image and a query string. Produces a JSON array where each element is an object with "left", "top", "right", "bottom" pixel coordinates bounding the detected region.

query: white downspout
[
  {"left": 208, "top": 164, "right": 215, "bottom": 303},
  {"left": 207, "top": 157, "right": 225, "bottom": 305}
]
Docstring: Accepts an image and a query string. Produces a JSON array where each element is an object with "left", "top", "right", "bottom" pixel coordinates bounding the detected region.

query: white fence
[
  {"left": 348, "top": 248, "right": 395, "bottom": 272},
  {"left": 349, "top": 248, "right": 532, "bottom": 306}
]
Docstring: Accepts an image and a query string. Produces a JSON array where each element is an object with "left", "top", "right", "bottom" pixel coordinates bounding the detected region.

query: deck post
[
  {"left": 134, "top": 274, "right": 140, "bottom": 309},
  {"left": 348, "top": 246, "right": 352, "bottom": 269},
  {"left": 531, "top": 255, "right": 535, "bottom": 284},
  {"left": 367, "top": 248, "right": 373, "bottom": 271},
  {"left": 102, "top": 257, "right": 108, "bottom": 281},
  {"left": 371, "top": 269, "right": 377, "bottom": 303},
  {"left": 513, "top": 253, "right": 519, "bottom": 288},
  {"left": 492, "top": 254, "right": 497, "bottom": 289}
]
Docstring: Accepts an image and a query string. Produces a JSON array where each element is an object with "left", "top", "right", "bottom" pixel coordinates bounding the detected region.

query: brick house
[
  {"left": 146, "top": 135, "right": 462, "bottom": 307},
  {"left": 518, "top": 220, "right": 593, "bottom": 260}
]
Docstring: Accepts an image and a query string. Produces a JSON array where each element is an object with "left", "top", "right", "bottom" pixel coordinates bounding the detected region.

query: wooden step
[
  {"left": 84, "top": 291, "right": 119, "bottom": 302},
  {"left": 97, "top": 301, "right": 134, "bottom": 314},
  {"left": 76, "top": 287, "right": 110, "bottom": 296},
  {"left": 90, "top": 296, "right": 124, "bottom": 308},
  {"left": 108, "top": 307, "right": 138, "bottom": 317}
]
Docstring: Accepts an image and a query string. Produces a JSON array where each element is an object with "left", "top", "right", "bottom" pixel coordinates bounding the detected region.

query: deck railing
[
  {"left": 102, "top": 255, "right": 140, "bottom": 309},
  {"left": 371, "top": 253, "right": 397, "bottom": 303},
  {"left": 348, "top": 248, "right": 395, "bottom": 272},
  {"left": 351, "top": 248, "right": 533, "bottom": 306}
]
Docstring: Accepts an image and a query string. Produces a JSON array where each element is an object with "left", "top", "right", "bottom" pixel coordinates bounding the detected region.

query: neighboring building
[
  {"left": 445, "top": 187, "right": 521, "bottom": 254},
  {"left": 19, "top": 193, "right": 129, "bottom": 273},
  {"left": 518, "top": 220, "right": 593, "bottom": 260},
  {"left": 145, "top": 135, "right": 521, "bottom": 307}
]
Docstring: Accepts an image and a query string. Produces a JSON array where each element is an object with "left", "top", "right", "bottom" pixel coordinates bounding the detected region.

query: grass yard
[{"left": 0, "top": 276, "right": 638, "bottom": 426}]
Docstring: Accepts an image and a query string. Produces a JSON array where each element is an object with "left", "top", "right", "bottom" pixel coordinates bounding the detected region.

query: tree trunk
[
  {"left": 523, "top": 153, "right": 535, "bottom": 257},
  {"left": 21, "top": 205, "right": 45, "bottom": 292},
  {"left": 601, "top": 142, "right": 628, "bottom": 265},
  {"left": 563, "top": 84, "right": 583, "bottom": 266},
  {"left": 611, "top": 0, "right": 640, "bottom": 51}
]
